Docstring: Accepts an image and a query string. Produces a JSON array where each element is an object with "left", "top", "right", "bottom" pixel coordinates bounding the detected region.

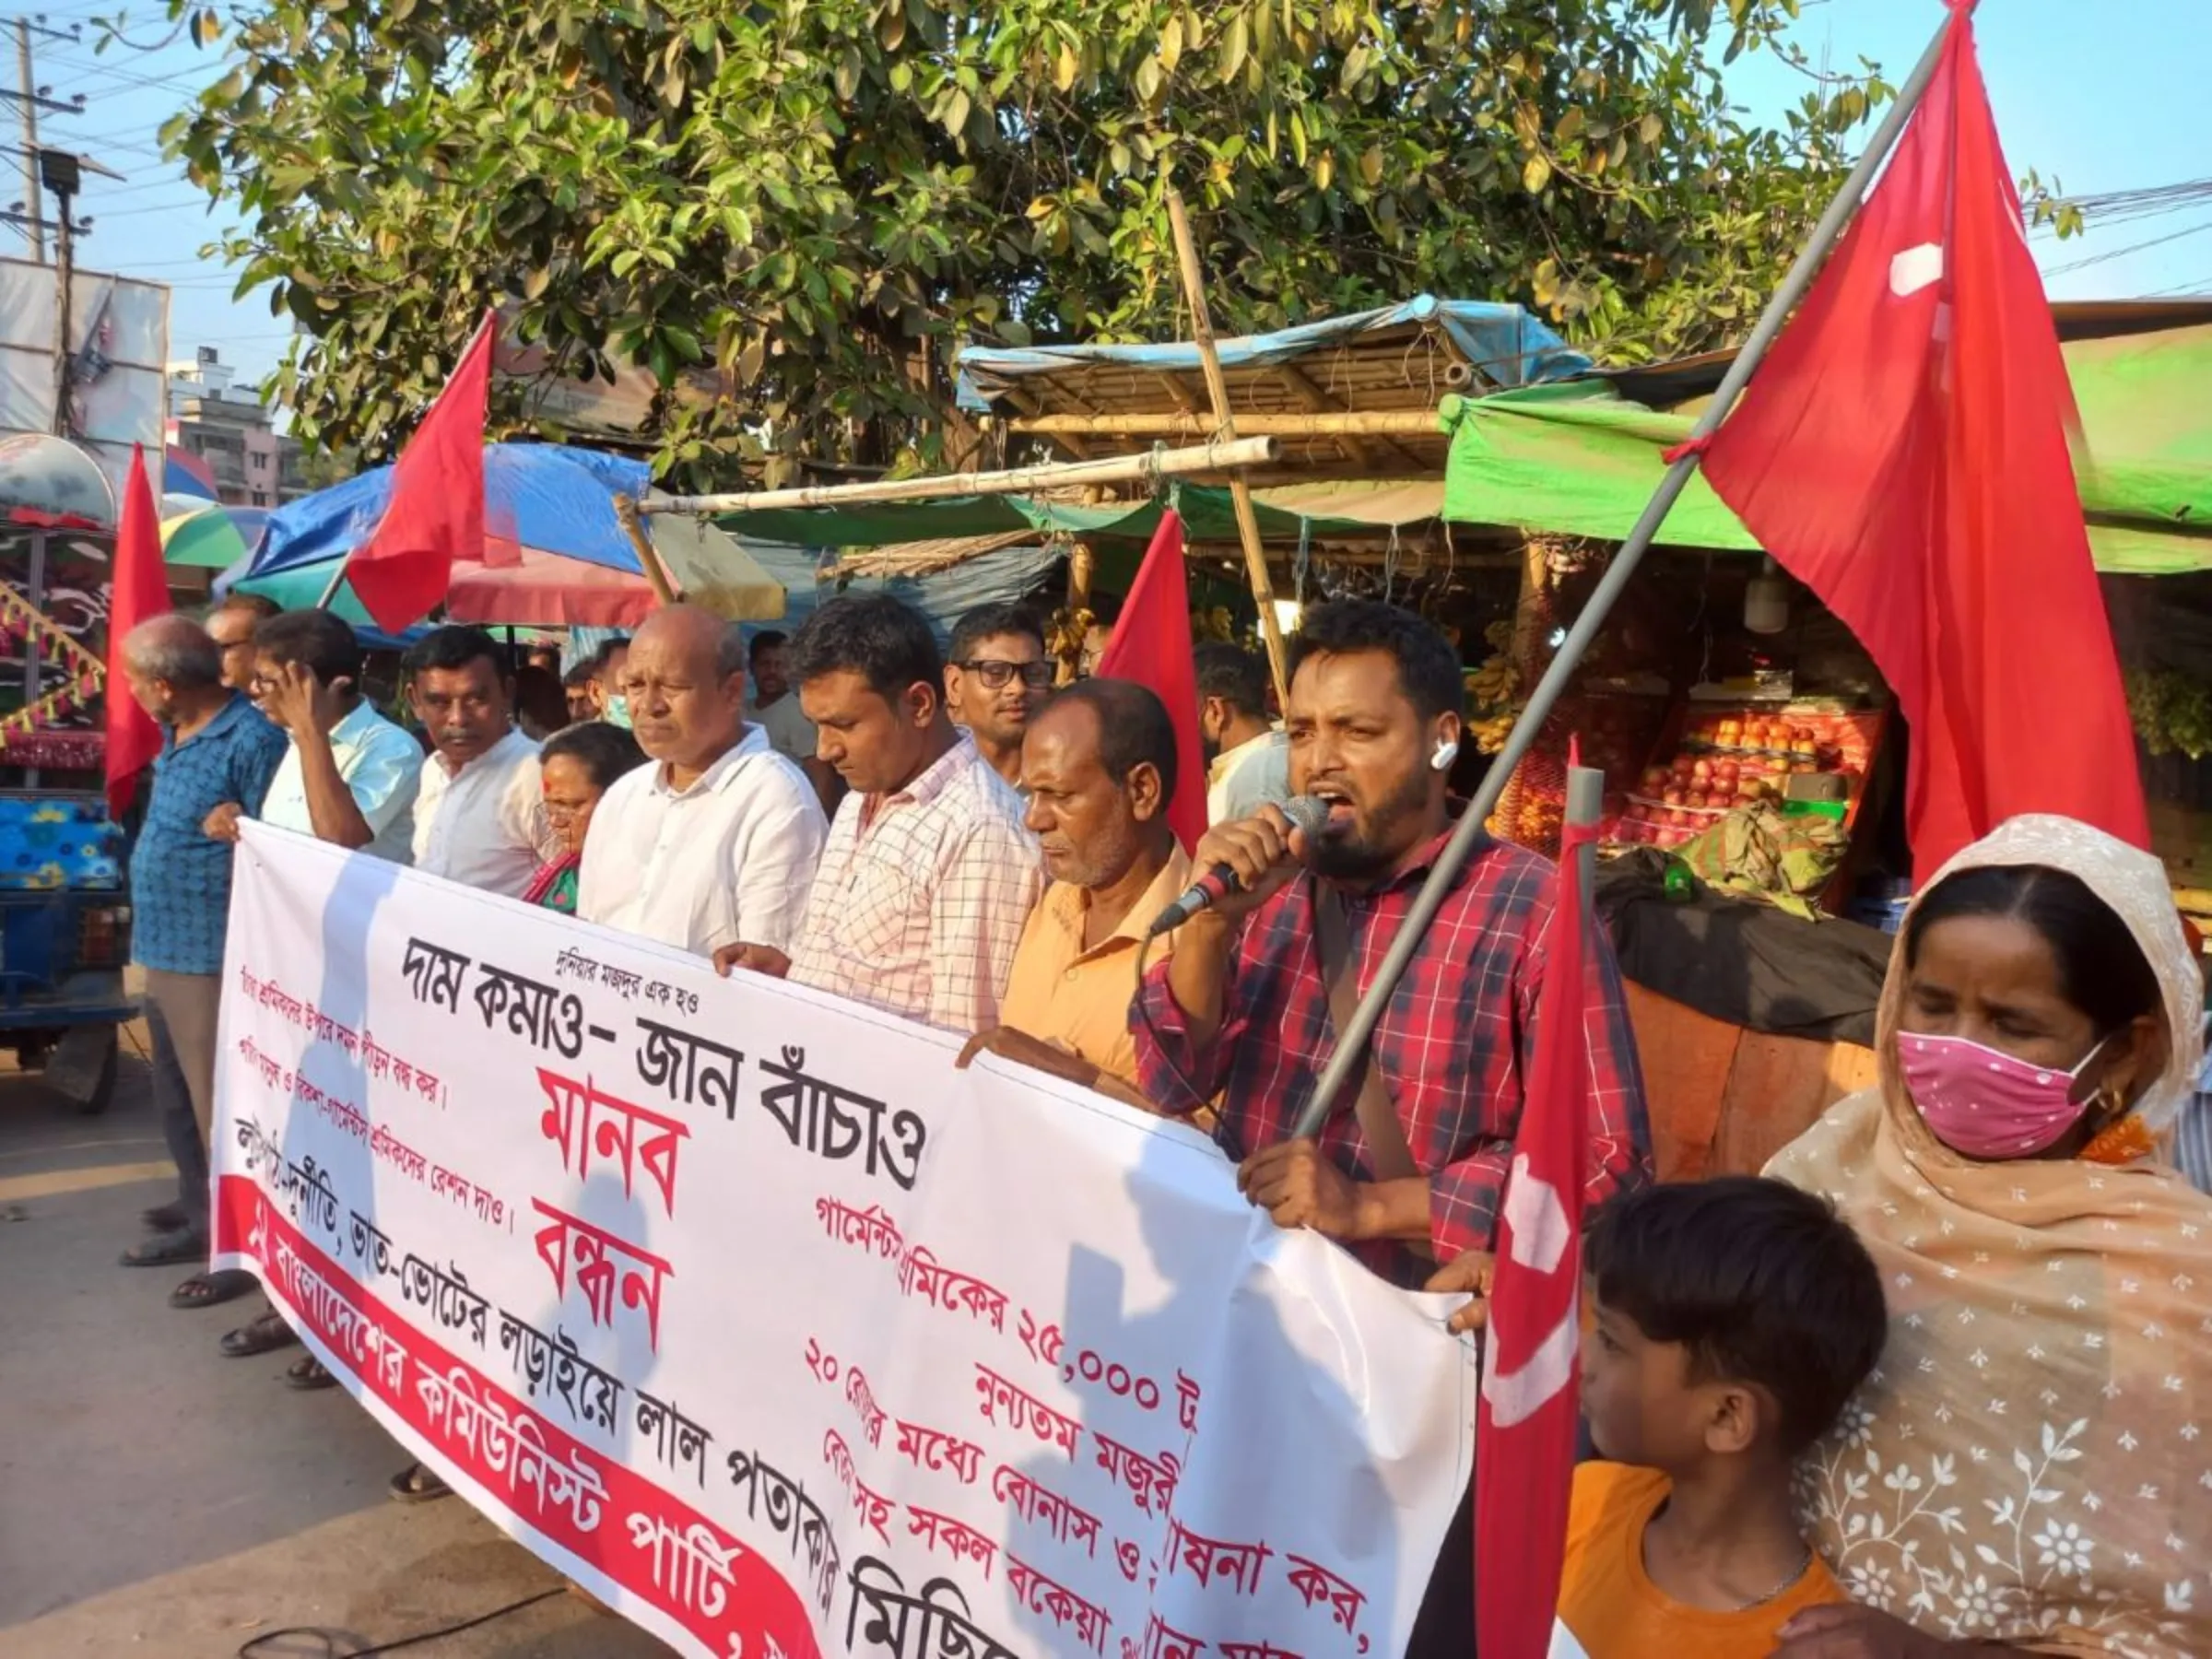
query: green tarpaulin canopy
[{"left": 1441, "top": 322, "right": 2212, "bottom": 574}]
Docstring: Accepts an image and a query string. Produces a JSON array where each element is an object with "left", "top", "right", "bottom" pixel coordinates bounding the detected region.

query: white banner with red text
[{"left": 210, "top": 823, "right": 1477, "bottom": 1659}]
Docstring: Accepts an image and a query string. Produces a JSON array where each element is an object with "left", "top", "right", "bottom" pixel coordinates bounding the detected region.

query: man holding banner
[
  {"left": 960, "top": 677, "right": 1190, "bottom": 1098},
  {"left": 581, "top": 605, "right": 826, "bottom": 965},
  {"left": 777, "top": 595, "right": 1042, "bottom": 1032}
]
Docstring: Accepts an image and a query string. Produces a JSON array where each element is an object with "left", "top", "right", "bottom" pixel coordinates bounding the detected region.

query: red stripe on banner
[{"left": 214, "top": 1174, "right": 821, "bottom": 1659}]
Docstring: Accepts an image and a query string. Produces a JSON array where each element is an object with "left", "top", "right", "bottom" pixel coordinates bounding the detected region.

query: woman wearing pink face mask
[{"left": 1763, "top": 815, "right": 2212, "bottom": 1659}]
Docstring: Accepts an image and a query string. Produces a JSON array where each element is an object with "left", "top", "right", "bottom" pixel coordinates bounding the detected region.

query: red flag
[
  {"left": 104, "top": 443, "right": 169, "bottom": 818},
  {"left": 1476, "top": 769, "right": 1594, "bottom": 1659},
  {"left": 1697, "top": 7, "right": 2146, "bottom": 877},
  {"left": 345, "top": 311, "right": 497, "bottom": 633},
  {"left": 1094, "top": 511, "right": 1206, "bottom": 853}
]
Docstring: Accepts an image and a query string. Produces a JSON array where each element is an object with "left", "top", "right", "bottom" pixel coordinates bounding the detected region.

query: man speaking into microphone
[{"left": 1129, "top": 599, "right": 1652, "bottom": 1289}]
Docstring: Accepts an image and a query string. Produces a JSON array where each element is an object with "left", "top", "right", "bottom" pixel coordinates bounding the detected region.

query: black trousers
[
  {"left": 1404, "top": 1480, "right": 1475, "bottom": 1658},
  {"left": 1404, "top": 1418, "right": 1593, "bottom": 1656}
]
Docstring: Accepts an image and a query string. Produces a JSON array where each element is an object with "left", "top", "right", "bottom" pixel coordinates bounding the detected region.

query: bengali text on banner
[{"left": 209, "top": 822, "right": 1476, "bottom": 1659}]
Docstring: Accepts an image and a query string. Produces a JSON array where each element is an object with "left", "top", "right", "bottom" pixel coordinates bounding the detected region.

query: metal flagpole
[{"left": 1288, "top": 11, "right": 1959, "bottom": 1141}]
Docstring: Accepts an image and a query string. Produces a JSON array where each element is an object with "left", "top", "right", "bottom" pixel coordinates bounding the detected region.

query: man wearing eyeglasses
[{"left": 943, "top": 604, "right": 1054, "bottom": 790}]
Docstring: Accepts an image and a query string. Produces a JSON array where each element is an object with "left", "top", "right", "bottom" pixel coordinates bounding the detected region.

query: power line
[
  {"left": 2041, "top": 218, "right": 2212, "bottom": 278},
  {"left": 42, "top": 53, "right": 212, "bottom": 97},
  {"left": 2058, "top": 176, "right": 2212, "bottom": 231}
]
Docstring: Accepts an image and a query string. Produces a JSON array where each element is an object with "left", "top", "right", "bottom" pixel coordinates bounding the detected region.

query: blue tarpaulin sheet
[
  {"left": 955, "top": 295, "right": 1589, "bottom": 411},
  {"left": 244, "top": 443, "right": 653, "bottom": 580}
]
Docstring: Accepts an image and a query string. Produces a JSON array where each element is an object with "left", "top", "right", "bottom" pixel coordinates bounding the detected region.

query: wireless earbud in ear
[{"left": 1431, "top": 739, "right": 1461, "bottom": 772}]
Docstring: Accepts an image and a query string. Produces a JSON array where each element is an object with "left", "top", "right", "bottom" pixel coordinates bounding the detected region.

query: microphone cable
[{"left": 237, "top": 1587, "right": 566, "bottom": 1658}]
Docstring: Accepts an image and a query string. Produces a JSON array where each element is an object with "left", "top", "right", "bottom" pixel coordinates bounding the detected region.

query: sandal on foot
[
  {"left": 388, "top": 1462, "right": 451, "bottom": 1504},
  {"left": 283, "top": 1355, "right": 337, "bottom": 1391},
  {"left": 170, "top": 1269, "right": 257, "bottom": 1311},
  {"left": 141, "top": 1200, "right": 189, "bottom": 1231},
  {"left": 121, "top": 1227, "right": 206, "bottom": 1269},
  {"left": 220, "top": 1310, "right": 299, "bottom": 1357}
]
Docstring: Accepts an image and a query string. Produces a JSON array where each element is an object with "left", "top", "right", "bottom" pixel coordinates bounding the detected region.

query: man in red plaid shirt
[{"left": 1130, "top": 599, "right": 1652, "bottom": 1291}]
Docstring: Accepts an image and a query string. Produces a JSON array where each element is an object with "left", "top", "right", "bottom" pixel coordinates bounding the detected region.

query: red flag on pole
[
  {"left": 104, "top": 442, "right": 169, "bottom": 818},
  {"left": 344, "top": 310, "right": 498, "bottom": 633},
  {"left": 1476, "top": 759, "right": 1595, "bottom": 1659},
  {"left": 1094, "top": 510, "right": 1206, "bottom": 853},
  {"left": 1696, "top": 6, "right": 2145, "bottom": 877}
]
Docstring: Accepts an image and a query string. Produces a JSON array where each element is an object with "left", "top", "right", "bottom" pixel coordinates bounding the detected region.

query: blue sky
[{"left": 22, "top": 0, "right": 2211, "bottom": 396}]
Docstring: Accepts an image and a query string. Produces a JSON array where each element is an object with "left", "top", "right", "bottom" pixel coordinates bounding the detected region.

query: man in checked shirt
[
  {"left": 1130, "top": 598, "right": 1652, "bottom": 1285},
  {"left": 1132, "top": 600, "right": 1650, "bottom": 1654},
  {"left": 758, "top": 594, "right": 1043, "bottom": 1032}
]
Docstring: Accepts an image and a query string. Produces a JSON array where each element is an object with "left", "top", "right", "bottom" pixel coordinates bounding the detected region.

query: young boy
[{"left": 1555, "top": 1176, "right": 1886, "bottom": 1658}]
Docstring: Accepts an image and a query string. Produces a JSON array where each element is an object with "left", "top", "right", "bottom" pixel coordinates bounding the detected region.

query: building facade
[{"left": 166, "top": 347, "right": 308, "bottom": 508}]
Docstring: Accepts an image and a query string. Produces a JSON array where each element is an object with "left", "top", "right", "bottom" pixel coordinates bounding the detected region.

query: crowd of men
[{"left": 115, "top": 583, "right": 1617, "bottom": 1646}]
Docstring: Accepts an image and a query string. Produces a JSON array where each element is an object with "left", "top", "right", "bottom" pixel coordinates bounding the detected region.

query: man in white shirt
[
  {"left": 579, "top": 604, "right": 826, "bottom": 963},
  {"left": 405, "top": 624, "right": 562, "bottom": 897},
  {"left": 944, "top": 603, "right": 1053, "bottom": 790},
  {"left": 1195, "top": 641, "right": 1291, "bottom": 825},
  {"left": 746, "top": 628, "right": 841, "bottom": 814},
  {"left": 249, "top": 609, "right": 423, "bottom": 863},
  {"left": 218, "top": 606, "right": 425, "bottom": 1396}
]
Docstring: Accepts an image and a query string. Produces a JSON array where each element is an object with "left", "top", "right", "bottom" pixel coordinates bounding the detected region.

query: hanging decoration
[
  {"left": 0, "top": 670, "right": 104, "bottom": 745},
  {"left": 0, "top": 581, "right": 104, "bottom": 685},
  {"left": 0, "top": 579, "right": 110, "bottom": 764}
]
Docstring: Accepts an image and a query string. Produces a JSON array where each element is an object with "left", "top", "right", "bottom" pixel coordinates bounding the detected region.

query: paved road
[{"left": 0, "top": 1028, "right": 677, "bottom": 1658}]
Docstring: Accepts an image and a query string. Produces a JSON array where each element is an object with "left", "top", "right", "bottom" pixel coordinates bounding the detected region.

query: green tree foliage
[{"left": 158, "top": 0, "right": 1888, "bottom": 483}]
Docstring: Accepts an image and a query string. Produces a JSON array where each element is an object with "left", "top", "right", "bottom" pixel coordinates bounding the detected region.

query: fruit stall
[{"left": 1460, "top": 539, "right": 1900, "bottom": 1181}]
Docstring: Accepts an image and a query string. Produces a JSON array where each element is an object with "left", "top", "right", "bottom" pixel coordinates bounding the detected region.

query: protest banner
[{"left": 209, "top": 823, "right": 1477, "bottom": 1659}]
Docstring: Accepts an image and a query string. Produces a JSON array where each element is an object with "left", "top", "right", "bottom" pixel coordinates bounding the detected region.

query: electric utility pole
[{"left": 2, "top": 18, "right": 83, "bottom": 263}]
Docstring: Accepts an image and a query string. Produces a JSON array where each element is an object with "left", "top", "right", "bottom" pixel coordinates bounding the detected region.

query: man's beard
[{"left": 1309, "top": 767, "right": 1432, "bottom": 883}]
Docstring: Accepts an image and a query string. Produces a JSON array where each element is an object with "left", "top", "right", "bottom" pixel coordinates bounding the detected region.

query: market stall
[{"left": 1434, "top": 300, "right": 2212, "bottom": 1173}]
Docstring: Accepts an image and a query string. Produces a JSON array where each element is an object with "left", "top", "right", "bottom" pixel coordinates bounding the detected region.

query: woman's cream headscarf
[{"left": 1768, "top": 816, "right": 2212, "bottom": 1657}]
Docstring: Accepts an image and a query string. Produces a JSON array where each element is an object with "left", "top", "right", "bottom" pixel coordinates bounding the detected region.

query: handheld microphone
[{"left": 1146, "top": 794, "right": 1332, "bottom": 937}]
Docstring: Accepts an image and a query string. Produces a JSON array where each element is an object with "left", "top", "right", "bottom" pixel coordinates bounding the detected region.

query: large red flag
[
  {"left": 1094, "top": 511, "right": 1206, "bottom": 852},
  {"left": 1476, "top": 765, "right": 1596, "bottom": 1659},
  {"left": 1697, "top": 6, "right": 2145, "bottom": 878},
  {"left": 345, "top": 311, "right": 497, "bottom": 633},
  {"left": 104, "top": 443, "right": 169, "bottom": 818}
]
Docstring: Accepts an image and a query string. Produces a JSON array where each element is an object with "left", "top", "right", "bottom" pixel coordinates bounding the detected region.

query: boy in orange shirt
[{"left": 1555, "top": 1177, "right": 1886, "bottom": 1659}]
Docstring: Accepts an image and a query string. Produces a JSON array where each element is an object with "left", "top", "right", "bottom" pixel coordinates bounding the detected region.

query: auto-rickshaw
[{"left": 0, "top": 434, "right": 142, "bottom": 1111}]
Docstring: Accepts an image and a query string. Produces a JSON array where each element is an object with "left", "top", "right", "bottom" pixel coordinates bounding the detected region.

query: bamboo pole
[
  {"left": 614, "top": 494, "right": 679, "bottom": 606},
  {"left": 1287, "top": 6, "right": 1960, "bottom": 1142},
  {"left": 1009, "top": 410, "right": 1444, "bottom": 439},
  {"left": 641, "top": 435, "right": 1276, "bottom": 516},
  {"left": 1166, "top": 187, "right": 1290, "bottom": 707}
]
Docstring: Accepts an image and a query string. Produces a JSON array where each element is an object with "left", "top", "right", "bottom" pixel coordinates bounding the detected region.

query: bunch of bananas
[
  {"left": 1465, "top": 653, "right": 1520, "bottom": 707},
  {"left": 1044, "top": 606, "right": 1095, "bottom": 662},
  {"left": 1470, "top": 711, "right": 1522, "bottom": 755},
  {"left": 1191, "top": 606, "right": 1238, "bottom": 644},
  {"left": 1464, "top": 651, "right": 1525, "bottom": 754},
  {"left": 2126, "top": 669, "right": 2212, "bottom": 760}
]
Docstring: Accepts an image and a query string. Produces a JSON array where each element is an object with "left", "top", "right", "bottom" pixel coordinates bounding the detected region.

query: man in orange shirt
[{"left": 959, "top": 678, "right": 1187, "bottom": 1101}]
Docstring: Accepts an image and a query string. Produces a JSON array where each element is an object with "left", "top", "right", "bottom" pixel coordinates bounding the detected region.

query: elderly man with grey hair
[
  {"left": 579, "top": 603, "right": 826, "bottom": 961},
  {"left": 113, "top": 613, "right": 289, "bottom": 1310}
]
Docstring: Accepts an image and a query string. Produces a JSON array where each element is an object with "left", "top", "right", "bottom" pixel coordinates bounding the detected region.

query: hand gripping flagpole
[{"left": 1288, "top": 10, "right": 1959, "bottom": 1142}]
